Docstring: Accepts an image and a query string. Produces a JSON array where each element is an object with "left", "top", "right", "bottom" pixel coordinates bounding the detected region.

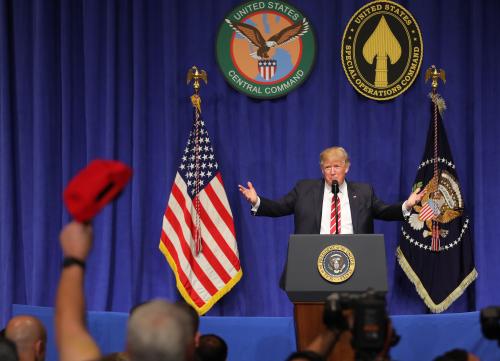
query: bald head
[{"left": 6, "top": 316, "right": 46, "bottom": 361}]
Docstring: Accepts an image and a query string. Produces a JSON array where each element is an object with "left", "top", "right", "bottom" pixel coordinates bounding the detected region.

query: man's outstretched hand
[{"left": 238, "top": 181, "right": 258, "bottom": 206}]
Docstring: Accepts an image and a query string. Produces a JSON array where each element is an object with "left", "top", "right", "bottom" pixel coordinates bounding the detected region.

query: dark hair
[
  {"left": 196, "top": 334, "right": 228, "bottom": 361},
  {"left": 99, "top": 352, "right": 129, "bottom": 361},
  {"left": 0, "top": 337, "right": 19, "bottom": 361},
  {"left": 433, "top": 348, "right": 469, "bottom": 361},
  {"left": 285, "top": 351, "right": 325, "bottom": 361}
]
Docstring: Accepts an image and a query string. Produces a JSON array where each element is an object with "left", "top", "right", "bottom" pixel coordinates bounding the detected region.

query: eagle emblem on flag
[{"left": 408, "top": 170, "right": 463, "bottom": 238}]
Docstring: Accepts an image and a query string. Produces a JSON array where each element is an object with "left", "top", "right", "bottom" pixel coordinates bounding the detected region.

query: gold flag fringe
[
  {"left": 396, "top": 246, "right": 478, "bottom": 313},
  {"left": 159, "top": 241, "right": 243, "bottom": 315}
]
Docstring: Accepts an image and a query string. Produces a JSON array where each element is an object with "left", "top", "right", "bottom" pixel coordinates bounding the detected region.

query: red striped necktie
[{"left": 330, "top": 194, "right": 341, "bottom": 234}]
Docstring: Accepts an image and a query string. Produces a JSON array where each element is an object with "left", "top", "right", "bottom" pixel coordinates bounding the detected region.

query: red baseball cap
[{"left": 63, "top": 160, "right": 133, "bottom": 222}]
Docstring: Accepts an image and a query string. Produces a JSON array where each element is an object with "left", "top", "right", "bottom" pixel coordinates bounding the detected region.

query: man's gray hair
[{"left": 127, "top": 299, "right": 194, "bottom": 361}]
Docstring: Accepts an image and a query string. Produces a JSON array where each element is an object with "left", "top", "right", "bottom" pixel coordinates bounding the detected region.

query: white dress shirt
[{"left": 320, "top": 181, "right": 353, "bottom": 234}]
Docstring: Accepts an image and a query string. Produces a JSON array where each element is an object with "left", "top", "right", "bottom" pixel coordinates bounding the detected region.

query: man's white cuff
[
  {"left": 402, "top": 201, "right": 411, "bottom": 217},
  {"left": 251, "top": 197, "right": 261, "bottom": 213}
]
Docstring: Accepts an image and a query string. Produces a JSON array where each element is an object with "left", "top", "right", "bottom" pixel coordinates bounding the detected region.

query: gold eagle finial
[
  {"left": 187, "top": 66, "right": 208, "bottom": 94},
  {"left": 187, "top": 66, "right": 207, "bottom": 113},
  {"left": 425, "top": 65, "right": 446, "bottom": 91}
]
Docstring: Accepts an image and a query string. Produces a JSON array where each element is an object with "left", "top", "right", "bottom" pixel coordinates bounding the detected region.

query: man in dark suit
[{"left": 239, "top": 146, "right": 424, "bottom": 234}]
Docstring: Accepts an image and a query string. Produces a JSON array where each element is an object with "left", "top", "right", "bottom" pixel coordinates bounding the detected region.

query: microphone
[{"left": 332, "top": 180, "right": 339, "bottom": 196}]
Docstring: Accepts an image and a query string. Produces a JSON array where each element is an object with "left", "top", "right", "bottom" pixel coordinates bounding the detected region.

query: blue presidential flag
[{"left": 397, "top": 93, "right": 477, "bottom": 313}]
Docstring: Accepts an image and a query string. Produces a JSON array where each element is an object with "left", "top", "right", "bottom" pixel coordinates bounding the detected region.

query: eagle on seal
[
  {"left": 409, "top": 170, "right": 463, "bottom": 238},
  {"left": 225, "top": 17, "right": 309, "bottom": 60}
]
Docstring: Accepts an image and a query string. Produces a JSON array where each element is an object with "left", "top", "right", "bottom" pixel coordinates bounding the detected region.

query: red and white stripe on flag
[
  {"left": 159, "top": 172, "right": 242, "bottom": 315},
  {"left": 419, "top": 202, "right": 435, "bottom": 221}
]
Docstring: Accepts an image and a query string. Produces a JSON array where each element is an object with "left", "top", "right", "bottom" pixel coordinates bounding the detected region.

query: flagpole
[
  {"left": 160, "top": 67, "right": 241, "bottom": 314},
  {"left": 425, "top": 65, "right": 446, "bottom": 252},
  {"left": 187, "top": 66, "right": 208, "bottom": 255}
]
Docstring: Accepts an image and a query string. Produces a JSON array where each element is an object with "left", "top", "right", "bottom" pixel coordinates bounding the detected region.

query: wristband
[{"left": 62, "top": 257, "right": 86, "bottom": 270}]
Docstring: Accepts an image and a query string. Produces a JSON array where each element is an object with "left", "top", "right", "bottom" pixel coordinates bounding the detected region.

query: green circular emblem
[
  {"left": 341, "top": 0, "right": 423, "bottom": 101},
  {"left": 317, "top": 244, "right": 356, "bottom": 283},
  {"left": 216, "top": 0, "right": 316, "bottom": 99}
]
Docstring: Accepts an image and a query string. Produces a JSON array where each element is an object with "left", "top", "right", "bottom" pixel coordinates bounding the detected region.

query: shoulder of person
[{"left": 347, "top": 181, "right": 374, "bottom": 192}]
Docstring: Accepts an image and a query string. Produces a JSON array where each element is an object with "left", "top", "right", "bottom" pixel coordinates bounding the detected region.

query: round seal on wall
[
  {"left": 341, "top": 0, "right": 423, "bottom": 101},
  {"left": 216, "top": 0, "right": 316, "bottom": 99}
]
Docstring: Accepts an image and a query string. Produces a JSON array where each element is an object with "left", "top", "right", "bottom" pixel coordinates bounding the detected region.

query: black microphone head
[{"left": 332, "top": 180, "right": 339, "bottom": 194}]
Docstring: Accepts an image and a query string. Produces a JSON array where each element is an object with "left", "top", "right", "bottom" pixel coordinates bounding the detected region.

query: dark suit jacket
[
  {"left": 255, "top": 179, "right": 405, "bottom": 288},
  {"left": 255, "top": 179, "right": 405, "bottom": 234}
]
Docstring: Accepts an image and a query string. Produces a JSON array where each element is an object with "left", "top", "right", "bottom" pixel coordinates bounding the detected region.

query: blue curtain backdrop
[{"left": 1, "top": 0, "right": 499, "bottom": 326}]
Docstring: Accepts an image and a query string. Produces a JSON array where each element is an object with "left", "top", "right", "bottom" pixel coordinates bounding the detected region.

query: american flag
[
  {"left": 419, "top": 199, "right": 440, "bottom": 221},
  {"left": 159, "top": 112, "right": 242, "bottom": 315}
]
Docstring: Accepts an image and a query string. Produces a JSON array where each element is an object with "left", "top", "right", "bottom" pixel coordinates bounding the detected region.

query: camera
[
  {"left": 324, "top": 290, "right": 399, "bottom": 361},
  {"left": 480, "top": 306, "right": 500, "bottom": 346}
]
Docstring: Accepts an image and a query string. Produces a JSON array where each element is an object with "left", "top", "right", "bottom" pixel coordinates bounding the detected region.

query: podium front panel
[{"left": 284, "top": 234, "right": 388, "bottom": 302}]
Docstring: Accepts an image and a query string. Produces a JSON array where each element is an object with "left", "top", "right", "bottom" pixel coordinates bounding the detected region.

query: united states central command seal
[
  {"left": 317, "top": 245, "right": 355, "bottom": 283},
  {"left": 341, "top": 0, "right": 423, "bottom": 101},
  {"left": 216, "top": 0, "right": 316, "bottom": 99}
]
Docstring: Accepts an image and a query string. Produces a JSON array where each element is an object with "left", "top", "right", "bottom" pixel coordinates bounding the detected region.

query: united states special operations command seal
[
  {"left": 317, "top": 245, "right": 355, "bottom": 283},
  {"left": 341, "top": 1, "right": 423, "bottom": 101},
  {"left": 216, "top": 0, "right": 316, "bottom": 99}
]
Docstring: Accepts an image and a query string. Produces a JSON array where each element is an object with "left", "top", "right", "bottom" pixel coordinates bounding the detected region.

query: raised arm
[{"left": 55, "top": 221, "right": 101, "bottom": 361}]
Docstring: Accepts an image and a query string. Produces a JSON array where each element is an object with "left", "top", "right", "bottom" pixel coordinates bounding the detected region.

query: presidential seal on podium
[{"left": 317, "top": 244, "right": 355, "bottom": 283}]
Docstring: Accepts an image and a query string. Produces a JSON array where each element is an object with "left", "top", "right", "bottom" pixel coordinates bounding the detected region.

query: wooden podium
[
  {"left": 294, "top": 303, "right": 354, "bottom": 361},
  {"left": 283, "top": 234, "right": 389, "bottom": 361}
]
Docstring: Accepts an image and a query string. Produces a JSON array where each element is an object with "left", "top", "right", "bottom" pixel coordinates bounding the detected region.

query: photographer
[
  {"left": 286, "top": 291, "right": 398, "bottom": 361},
  {"left": 334, "top": 292, "right": 398, "bottom": 361},
  {"left": 433, "top": 349, "right": 479, "bottom": 361},
  {"left": 285, "top": 329, "right": 341, "bottom": 361},
  {"left": 285, "top": 296, "right": 349, "bottom": 361}
]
